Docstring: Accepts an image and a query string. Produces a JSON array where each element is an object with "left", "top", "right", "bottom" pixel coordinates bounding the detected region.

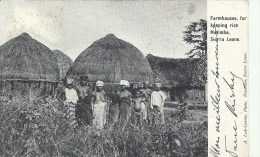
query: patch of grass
[{"left": 0, "top": 96, "right": 207, "bottom": 157}]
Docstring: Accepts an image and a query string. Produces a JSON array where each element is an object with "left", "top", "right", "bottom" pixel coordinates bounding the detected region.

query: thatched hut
[
  {"left": 0, "top": 33, "right": 60, "bottom": 97},
  {"left": 52, "top": 50, "right": 73, "bottom": 80},
  {"left": 67, "top": 34, "right": 154, "bottom": 84},
  {"left": 146, "top": 54, "right": 206, "bottom": 103}
]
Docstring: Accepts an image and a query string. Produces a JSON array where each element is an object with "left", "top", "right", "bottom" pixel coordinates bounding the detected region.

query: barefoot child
[
  {"left": 140, "top": 81, "right": 152, "bottom": 123},
  {"left": 132, "top": 90, "right": 146, "bottom": 126}
]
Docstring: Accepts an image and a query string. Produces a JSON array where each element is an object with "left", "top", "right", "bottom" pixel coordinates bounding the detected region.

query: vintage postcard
[
  {"left": 208, "top": 0, "right": 248, "bottom": 157},
  {"left": 249, "top": 0, "right": 260, "bottom": 156},
  {"left": 0, "top": 0, "right": 248, "bottom": 156}
]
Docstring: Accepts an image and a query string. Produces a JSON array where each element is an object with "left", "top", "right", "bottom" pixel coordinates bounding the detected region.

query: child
[
  {"left": 140, "top": 81, "right": 152, "bottom": 123},
  {"left": 64, "top": 78, "right": 78, "bottom": 129},
  {"left": 92, "top": 80, "right": 107, "bottom": 129},
  {"left": 132, "top": 90, "right": 146, "bottom": 126}
]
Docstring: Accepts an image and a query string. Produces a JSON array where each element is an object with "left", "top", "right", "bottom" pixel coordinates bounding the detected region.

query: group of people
[{"left": 61, "top": 76, "right": 167, "bottom": 129}]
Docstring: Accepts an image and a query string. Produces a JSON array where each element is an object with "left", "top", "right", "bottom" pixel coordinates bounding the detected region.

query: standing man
[
  {"left": 150, "top": 82, "right": 167, "bottom": 125},
  {"left": 140, "top": 81, "right": 152, "bottom": 123},
  {"left": 76, "top": 76, "right": 93, "bottom": 127}
]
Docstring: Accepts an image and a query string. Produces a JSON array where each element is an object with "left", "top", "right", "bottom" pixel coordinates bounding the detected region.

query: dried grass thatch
[
  {"left": 52, "top": 50, "right": 73, "bottom": 80},
  {"left": 0, "top": 33, "right": 60, "bottom": 82},
  {"left": 146, "top": 54, "right": 205, "bottom": 87},
  {"left": 67, "top": 34, "right": 154, "bottom": 83}
]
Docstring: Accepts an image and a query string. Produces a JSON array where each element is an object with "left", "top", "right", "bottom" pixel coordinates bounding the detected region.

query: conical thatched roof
[
  {"left": 147, "top": 54, "right": 205, "bottom": 87},
  {"left": 52, "top": 50, "right": 73, "bottom": 80},
  {"left": 67, "top": 34, "right": 154, "bottom": 83},
  {"left": 0, "top": 33, "right": 60, "bottom": 82}
]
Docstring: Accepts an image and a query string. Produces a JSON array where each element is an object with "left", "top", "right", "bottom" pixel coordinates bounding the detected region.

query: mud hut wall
[
  {"left": 0, "top": 81, "right": 57, "bottom": 97},
  {"left": 170, "top": 86, "right": 205, "bottom": 103}
]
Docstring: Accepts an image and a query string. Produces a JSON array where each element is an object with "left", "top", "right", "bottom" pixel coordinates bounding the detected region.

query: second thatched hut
[
  {"left": 52, "top": 50, "right": 73, "bottom": 81},
  {"left": 67, "top": 34, "right": 154, "bottom": 84}
]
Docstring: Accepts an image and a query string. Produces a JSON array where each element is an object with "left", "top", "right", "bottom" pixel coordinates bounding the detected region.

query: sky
[{"left": 0, "top": 0, "right": 206, "bottom": 61}]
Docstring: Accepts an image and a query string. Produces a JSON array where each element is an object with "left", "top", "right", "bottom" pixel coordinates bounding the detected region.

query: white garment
[
  {"left": 150, "top": 91, "right": 167, "bottom": 112},
  {"left": 64, "top": 88, "right": 79, "bottom": 104},
  {"left": 64, "top": 101, "right": 77, "bottom": 128},
  {"left": 93, "top": 101, "right": 107, "bottom": 129},
  {"left": 140, "top": 101, "right": 147, "bottom": 120}
]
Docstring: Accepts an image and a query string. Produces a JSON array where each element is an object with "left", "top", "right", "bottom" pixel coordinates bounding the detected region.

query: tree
[{"left": 183, "top": 19, "right": 207, "bottom": 80}]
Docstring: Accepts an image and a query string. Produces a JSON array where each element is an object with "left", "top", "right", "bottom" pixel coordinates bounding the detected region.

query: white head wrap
[
  {"left": 66, "top": 78, "right": 74, "bottom": 85},
  {"left": 96, "top": 80, "right": 104, "bottom": 87},
  {"left": 120, "top": 80, "right": 130, "bottom": 87},
  {"left": 154, "top": 82, "right": 162, "bottom": 87}
]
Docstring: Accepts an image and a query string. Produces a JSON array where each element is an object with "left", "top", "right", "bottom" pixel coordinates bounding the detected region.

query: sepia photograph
[{"left": 0, "top": 0, "right": 207, "bottom": 156}]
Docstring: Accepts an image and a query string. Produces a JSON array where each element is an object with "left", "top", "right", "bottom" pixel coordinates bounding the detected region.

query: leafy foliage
[{"left": 183, "top": 19, "right": 207, "bottom": 80}]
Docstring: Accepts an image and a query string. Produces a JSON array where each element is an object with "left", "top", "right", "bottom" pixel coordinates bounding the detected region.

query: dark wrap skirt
[
  {"left": 118, "top": 98, "right": 132, "bottom": 126},
  {"left": 76, "top": 98, "right": 93, "bottom": 126}
]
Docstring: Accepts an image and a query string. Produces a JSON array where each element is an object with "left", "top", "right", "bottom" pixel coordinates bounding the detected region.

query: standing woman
[
  {"left": 64, "top": 78, "right": 78, "bottom": 129},
  {"left": 117, "top": 80, "right": 132, "bottom": 127},
  {"left": 92, "top": 81, "right": 108, "bottom": 129},
  {"left": 75, "top": 76, "right": 93, "bottom": 127}
]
